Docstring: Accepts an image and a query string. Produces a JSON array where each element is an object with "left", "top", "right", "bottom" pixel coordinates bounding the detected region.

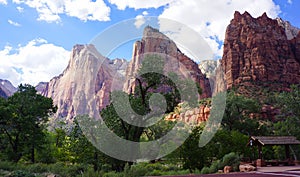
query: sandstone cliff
[
  {"left": 41, "top": 44, "right": 127, "bottom": 121},
  {"left": 124, "top": 26, "right": 211, "bottom": 98},
  {"left": 217, "top": 11, "right": 300, "bottom": 95}
]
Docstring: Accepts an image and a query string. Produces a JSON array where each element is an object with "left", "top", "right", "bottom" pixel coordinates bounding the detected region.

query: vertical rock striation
[
  {"left": 217, "top": 11, "right": 300, "bottom": 95},
  {"left": 124, "top": 26, "right": 212, "bottom": 98}
]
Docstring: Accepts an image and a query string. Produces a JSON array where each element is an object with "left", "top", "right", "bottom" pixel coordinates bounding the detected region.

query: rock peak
[
  {"left": 260, "top": 12, "right": 269, "bottom": 19},
  {"left": 242, "top": 11, "right": 252, "bottom": 18},
  {"left": 124, "top": 26, "right": 212, "bottom": 98},
  {"left": 276, "top": 18, "right": 300, "bottom": 40},
  {"left": 219, "top": 11, "right": 300, "bottom": 95},
  {"left": 142, "top": 25, "right": 169, "bottom": 40}
]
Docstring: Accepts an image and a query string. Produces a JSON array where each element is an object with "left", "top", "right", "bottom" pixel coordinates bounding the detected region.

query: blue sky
[{"left": 0, "top": 0, "right": 299, "bottom": 86}]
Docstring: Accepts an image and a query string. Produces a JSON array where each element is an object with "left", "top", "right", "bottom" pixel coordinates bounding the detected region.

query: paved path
[
  {"left": 155, "top": 172, "right": 300, "bottom": 177},
  {"left": 151, "top": 166, "right": 300, "bottom": 177}
]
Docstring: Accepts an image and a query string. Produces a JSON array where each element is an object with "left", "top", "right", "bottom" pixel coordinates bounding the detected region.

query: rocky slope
[
  {"left": 0, "top": 79, "right": 17, "bottom": 98},
  {"left": 40, "top": 44, "right": 127, "bottom": 121},
  {"left": 217, "top": 11, "right": 300, "bottom": 95},
  {"left": 39, "top": 26, "right": 211, "bottom": 122},
  {"left": 277, "top": 18, "right": 300, "bottom": 40},
  {"left": 124, "top": 26, "right": 211, "bottom": 98}
]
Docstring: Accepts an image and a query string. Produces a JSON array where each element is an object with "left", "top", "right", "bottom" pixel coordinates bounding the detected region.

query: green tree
[
  {"left": 273, "top": 85, "right": 300, "bottom": 159},
  {"left": 0, "top": 84, "right": 56, "bottom": 162},
  {"left": 222, "top": 90, "right": 262, "bottom": 135},
  {"left": 174, "top": 125, "right": 208, "bottom": 172}
]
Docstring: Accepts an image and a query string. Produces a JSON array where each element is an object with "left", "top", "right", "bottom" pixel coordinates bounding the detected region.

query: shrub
[
  {"left": 201, "top": 152, "right": 240, "bottom": 174},
  {"left": 146, "top": 169, "right": 163, "bottom": 176},
  {"left": 103, "top": 171, "right": 123, "bottom": 177},
  {"left": 218, "top": 152, "right": 240, "bottom": 171},
  {"left": 26, "top": 163, "right": 48, "bottom": 173},
  {"left": 208, "top": 160, "right": 220, "bottom": 174},
  {"left": 0, "top": 161, "right": 17, "bottom": 171},
  {"left": 79, "top": 168, "right": 104, "bottom": 177},
  {"left": 7, "top": 170, "right": 35, "bottom": 177},
  {"left": 200, "top": 167, "right": 210, "bottom": 174}
]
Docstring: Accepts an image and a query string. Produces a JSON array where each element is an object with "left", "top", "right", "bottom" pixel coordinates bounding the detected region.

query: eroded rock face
[
  {"left": 217, "top": 11, "right": 300, "bottom": 94},
  {"left": 165, "top": 103, "right": 211, "bottom": 125},
  {"left": 277, "top": 18, "right": 300, "bottom": 40},
  {"left": 124, "top": 26, "right": 211, "bottom": 98},
  {"left": 36, "top": 82, "right": 48, "bottom": 94},
  {"left": 0, "top": 79, "right": 17, "bottom": 98},
  {"left": 0, "top": 87, "right": 7, "bottom": 98},
  {"left": 41, "top": 44, "right": 126, "bottom": 121},
  {"left": 41, "top": 26, "right": 212, "bottom": 122}
]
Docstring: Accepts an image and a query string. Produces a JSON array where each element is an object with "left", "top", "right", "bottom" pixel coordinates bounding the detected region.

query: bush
[
  {"left": 0, "top": 161, "right": 18, "bottom": 171},
  {"left": 80, "top": 168, "right": 105, "bottom": 177},
  {"left": 208, "top": 160, "right": 220, "bottom": 174},
  {"left": 47, "top": 162, "right": 87, "bottom": 177},
  {"left": 200, "top": 167, "right": 210, "bottom": 174},
  {"left": 7, "top": 170, "right": 35, "bottom": 177},
  {"left": 26, "top": 163, "right": 48, "bottom": 173},
  {"left": 103, "top": 171, "right": 123, "bottom": 177},
  {"left": 218, "top": 152, "right": 240, "bottom": 171},
  {"left": 200, "top": 152, "right": 240, "bottom": 174}
]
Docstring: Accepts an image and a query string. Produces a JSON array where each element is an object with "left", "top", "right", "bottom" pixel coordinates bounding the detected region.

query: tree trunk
[
  {"left": 93, "top": 151, "right": 98, "bottom": 171},
  {"left": 31, "top": 144, "right": 35, "bottom": 163}
]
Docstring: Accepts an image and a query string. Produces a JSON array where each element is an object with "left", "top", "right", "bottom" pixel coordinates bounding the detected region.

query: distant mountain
[
  {"left": 38, "top": 44, "right": 128, "bottom": 121},
  {"left": 2, "top": 12, "right": 300, "bottom": 122},
  {"left": 37, "top": 26, "right": 211, "bottom": 122},
  {"left": 0, "top": 79, "right": 17, "bottom": 98},
  {"left": 276, "top": 18, "right": 300, "bottom": 40},
  {"left": 0, "top": 87, "right": 7, "bottom": 98}
]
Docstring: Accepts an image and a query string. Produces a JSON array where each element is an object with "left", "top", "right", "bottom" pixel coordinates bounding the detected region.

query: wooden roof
[{"left": 250, "top": 136, "right": 300, "bottom": 146}]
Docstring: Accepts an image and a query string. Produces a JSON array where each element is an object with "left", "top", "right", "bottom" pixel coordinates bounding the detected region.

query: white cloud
[
  {"left": 159, "top": 0, "right": 281, "bottom": 60},
  {"left": 8, "top": 19, "right": 21, "bottom": 27},
  {"left": 134, "top": 15, "right": 146, "bottom": 29},
  {"left": 142, "top": 11, "right": 149, "bottom": 16},
  {"left": 12, "top": 0, "right": 111, "bottom": 23},
  {"left": 287, "top": 0, "right": 292, "bottom": 4},
  {"left": 0, "top": 0, "right": 7, "bottom": 5},
  {"left": 134, "top": 11, "right": 149, "bottom": 29},
  {"left": 0, "top": 39, "right": 70, "bottom": 86},
  {"left": 16, "top": 6, "right": 24, "bottom": 12},
  {"left": 108, "top": 0, "right": 173, "bottom": 10}
]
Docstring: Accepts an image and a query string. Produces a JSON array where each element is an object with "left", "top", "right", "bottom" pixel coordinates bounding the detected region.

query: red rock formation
[
  {"left": 218, "top": 11, "right": 300, "bottom": 94},
  {"left": 124, "top": 26, "right": 211, "bottom": 98},
  {"left": 165, "top": 104, "right": 211, "bottom": 125}
]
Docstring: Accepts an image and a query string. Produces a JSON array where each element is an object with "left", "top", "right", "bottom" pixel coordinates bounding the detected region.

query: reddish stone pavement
[{"left": 150, "top": 166, "right": 300, "bottom": 177}]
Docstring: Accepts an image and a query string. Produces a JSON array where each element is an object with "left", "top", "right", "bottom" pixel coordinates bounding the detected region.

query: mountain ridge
[{"left": 1, "top": 12, "right": 300, "bottom": 122}]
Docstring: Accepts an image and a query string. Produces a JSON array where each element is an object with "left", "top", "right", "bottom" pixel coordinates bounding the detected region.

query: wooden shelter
[{"left": 248, "top": 136, "right": 300, "bottom": 166}]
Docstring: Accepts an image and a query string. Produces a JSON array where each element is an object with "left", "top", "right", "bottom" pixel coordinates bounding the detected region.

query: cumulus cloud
[
  {"left": 0, "top": 39, "right": 70, "bottom": 86},
  {"left": 134, "top": 15, "right": 146, "bottom": 29},
  {"left": 134, "top": 11, "right": 149, "bottom": 29},
  {"left": 159, "top": 0, "right": 281, "bottom": 60},
  {"left": 12, "top": 0, "right": 111, "bottom": 23},
  {"left": 0, "top": 0, "right": 7, "bottom": 5},
  {"left": 8, "top": 19, "right": 21, "bottom": 27},
  {"left": 287, "top": 0, "right": 292, "bottom": 4},
  {"left": 16, "top": 6, "right": 24, "bottom": 12},
  {"left": 108, "top": 0, "right": 173, "bottom": 10}
]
